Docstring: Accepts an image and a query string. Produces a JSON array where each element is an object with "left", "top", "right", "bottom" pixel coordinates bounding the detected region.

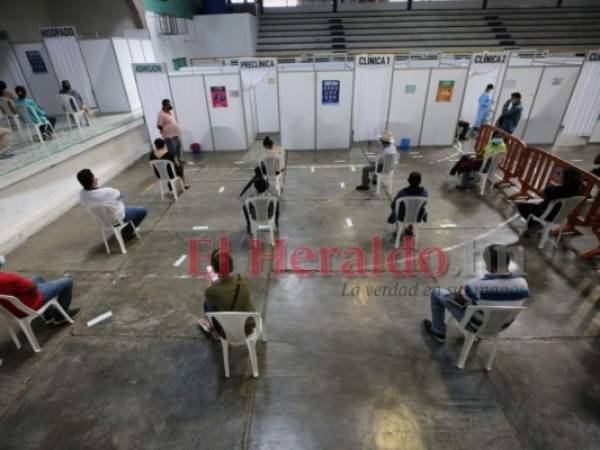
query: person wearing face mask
[
  {"left": 471, "top": 84, "right": 494, "bottom": 135},
  {"left": 496, "top": 92, "right": 523, "bottom": 134},
  {"left": 450, "top": 133, "right": 507, "bottom": 190},
  {"left": 355, "top": 130, "right": 398, "bottom": 191},
  {"left": 157, "top": 99, "right": 182, "bottom": 161}
]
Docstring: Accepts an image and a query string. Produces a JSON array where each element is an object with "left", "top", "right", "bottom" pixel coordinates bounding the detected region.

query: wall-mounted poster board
[
  {"left": 133, "top": 63, "right": 171, "bottom": 142},
  {"left": 278, "top": 70, "right": 315, "bottom": 150},
  {"left": 316, "top": 70, "right": 353, "bottom": 149},
  {"left": 169, "top": 73, "right": 214, "bottom": 151},
  {"left": 420, "top": 68, "right": 467, "bottom": 146},
  {"left": 387, "top": 68, "right": 430, "bottom": 145},
  {"left": 204, "top": 73, "right": 248, "bottom": 151}
]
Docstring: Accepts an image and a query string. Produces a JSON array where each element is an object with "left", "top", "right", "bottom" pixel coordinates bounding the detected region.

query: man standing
[
  {"left": 496, "top": 92, "right": 523, "bottom": 134},
  {"left": 355, "top": 130, "right": 398, "bottom": 191},
  {"left": 157, "top": 99, "right": 182, "bottom": 161},
  {"left": 472, "top": 84, "right": 494, "bottom": 134}
]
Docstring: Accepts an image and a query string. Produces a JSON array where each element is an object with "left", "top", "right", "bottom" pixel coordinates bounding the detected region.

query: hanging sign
[
  {"left": 355, "top": 54, "right": 394, "bottom": 67},
  {"left": 322, "top": 80, "right": 340, "bottom": 105},
  {"left": 436, "top": 80, "right": 455, "bottom": 102},
  {"left": 211, "top": 86, "right": 228, "bottom": 108},
  {"left": 40, "top": 26, "right": 77, "bottom": 38},
  {"left": 472, "top": 52, "right": 508, "bottom": 65},
  {"left": 133, "top": 63, "right": 165, "bottom": 73},
  {"left": 26, "top": 50, "right": 47, "bottom": 74},
  {"left": 239, "top": 58, "right": 277, "bottom": 70}
]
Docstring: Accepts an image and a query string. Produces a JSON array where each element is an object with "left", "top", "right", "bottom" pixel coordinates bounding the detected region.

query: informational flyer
[
  {"left": 210, "top": 86, "right": 228, "bottom": 108},
  {"left": 26, "top": 50, "right": 47, "bottom": 74},
  {"left": 322, "top": 80, "right": 340, "bottom": 105},
  {"left": 436, "top": 80, "right": 455, "bottom": 102},
  {"left": 405, "top": 84, "right": 416, "bottom": 94}
]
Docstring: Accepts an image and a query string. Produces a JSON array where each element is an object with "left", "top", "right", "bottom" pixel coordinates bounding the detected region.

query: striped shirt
[{"left": 462, "top": 273, "right": 529, "bottom": 307}]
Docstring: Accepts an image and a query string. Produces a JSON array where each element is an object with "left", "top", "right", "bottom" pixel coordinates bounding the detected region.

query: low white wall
[
  {"left": 0, "top": 123, "right": 149, "bottom": 254},
  {"left": 146, "top": 12, "right": 258, "bottom": 69}
]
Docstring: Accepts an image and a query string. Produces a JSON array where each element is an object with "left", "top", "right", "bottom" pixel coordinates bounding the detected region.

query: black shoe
[
  {"left": 52, "top": 308, "right": 80, "bottom": 325},
  {"left": 422, "top": 319, "right": 446, "bottom": 343},
  {"left": 356, "top": 185, "right": 369, "bottom": 191},
  {"left": 455, "top": 185, "right": 468, "bottom": 191},
  {"left": 371, "top": 178, "right": 377, "bottom": 186}
]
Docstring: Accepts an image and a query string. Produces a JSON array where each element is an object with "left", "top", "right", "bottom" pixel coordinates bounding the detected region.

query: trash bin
[{"left": 399, "top": 138, "right": 411, "bottom": 151}]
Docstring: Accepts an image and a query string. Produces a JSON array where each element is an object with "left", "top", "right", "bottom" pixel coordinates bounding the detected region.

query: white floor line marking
[
  {"left": 87, "top": 311, "right": 113, "bottom": 327},
  {"left": 570, "top": 159, "right": 583, "bottom": 162},
  {"left": 340, "top": 182, "right": 346, "bottom": 188},
  {"left": 412, "top": 155, "right": 423, "bottom": 158},
  {"left": 218, "top": 186, "right": 225, "bottom": 193},
  {"left": 351, "top": 165, "right": 356, "bottom": 172},
  {"left": 186, "top": 161, "right": 195, "bottom": 165},
  {"left": 448, "top": 159, "right": 458, "bottom": 162},
  {"left": 436, "top": 149, "right": 464, "bottom": 163},
  {"left": 193, "top": 225, "right": 209, "bottom": 231},
  {"left": 233, "top": 161, "right": 245, "bottom": 165},
  {"left": 335, "top": 160, "right": 345, "bottom": 163},
  {"left": 409, "top": 152, "right": 421, "bottom": 155},
  {"left": 311, "top": 166, "right": 315, "bottom": 173},
  {"left": 366, "top": 152, "right": 376, "bottom": 155},
  {"left": 173, "top": 254, "right": 188, "bottom": 267},
  {"left": 345, "top": 217, "right": 353, "bottom": 227},
  {"left": 440, "top": 223, "right": 458, "bottom": 228}
]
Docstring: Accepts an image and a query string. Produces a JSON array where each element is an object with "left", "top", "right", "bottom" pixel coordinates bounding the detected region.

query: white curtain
[
  {"left": 240, "top": 58, "right": 277, "bottom": 134},
  {"left": 44, "top": 36, "right": 97, "bottom": 108},
  {"left": 134, "top": 68, "right": 171, "bottom": 142},
  {"left": 352, "top": 55, "right": 394, "bottom": 141},
  {"left": 562, "top": 57, "right": 600, "bottom": 137},
  {"left": 0, "top": 41, "right": 28, "bottom": 90}
]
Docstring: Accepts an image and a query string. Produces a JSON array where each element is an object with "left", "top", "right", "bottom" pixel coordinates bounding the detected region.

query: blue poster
[
  {"left": 322, "top": 80, "right": 340, "bottom": 105},
  {"left": 26, "top": 50, "right": 47, "bottom": 74}
]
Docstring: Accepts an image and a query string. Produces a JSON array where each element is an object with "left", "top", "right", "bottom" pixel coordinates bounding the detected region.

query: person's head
[
  {"left": 77, "top": 168, "right": 97, "bottom": 190},
  {"left": 0, "top": 80, "right": 6, "bottom": 95},
  {"left": 486, "top": 84, "right": 494, "bottom": 92},
  {"left": 562, "top": 168, "right": 582, "bottom": 192},
  {"left": 408, "top": 171, "right": 422, "bottom": 188},
  {"left": 263, "top": 136, "right": 274, "bottom": 150},
  {"left": 211, "top": 248, "right": 233, "bottom": 276},
  {"left": 162, "top": 99, "right": 172, "bottom": 111},
  {"left": 491, "top": 133, "right": 503, "bottom": 145},
  {"left": 254, "top": 176, "right": 270, "bottom": 194},
  {"left": 15, "top": 85, "right": 27, "bottom": 99},
  {"left": 154, "top": 138, "right": 166, "bottom": 150},
  {"left": 61, "top": 80, "right": 71, "bottom": 91},
  {"left": 378, "top": 130, "right": 394, "bottom": 146},
  {"left": 0, "top": 255, "right": 6, "bottom": 270},
  {"left": 511, "top": 92, "right": 521, "bottom": 104},
  {"left": 483, "top": 244, "right": 511, "bottom": 274}
]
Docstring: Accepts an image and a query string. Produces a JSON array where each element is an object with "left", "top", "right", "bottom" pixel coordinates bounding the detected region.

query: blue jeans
[
  {"left": 31, "top": 276, "right": 73, "bottom": 321},
  {"left": 122, "top": 206, "right": 147, "bottom": 238},
  {"left": 430, "top": 288, "right": 466, "bottom": 335}
]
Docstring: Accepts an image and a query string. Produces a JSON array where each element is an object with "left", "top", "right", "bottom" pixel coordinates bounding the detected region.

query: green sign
[
  {"left": 142, "top": 0, "right": 196, "bottom": 19},
  {"left": 134, "top": 63, "right": 164, "bottom": 73},
  {"left": 172, "top": 57, "right": 188, "bottom": 71}
]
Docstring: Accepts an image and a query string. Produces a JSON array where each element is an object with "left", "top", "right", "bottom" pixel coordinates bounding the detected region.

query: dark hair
[
  {"left": 15, "top": 85, "right": 27, "bottom": 99},
  {"left": 511, "top": 92, "right": 522, "bottom": 100},
  {"left": 408, "top": 171, "right": 421, "bottom": 188},
  {"left": 562, "top": 168, "right": 582, "bottom": 195},
  {"left": 483, "top": 244, "right": 511, "bottom": 273},
  {"left": 486, "top": 84, "right": 494, "bottom": 90},
  {"left": 61, "top": 80, "right": 71, "bottom": 90},
  {"left": 0, "top": 80, "right": 6, "bottom": 94},
  {"left": 162, "top": 99, "right": 171, "bottom": 107},
  {"left": 77, "top": 168, "right": 95, "bottom": 190},
  {"left": 263, "top": 136, "right": 274, "bottom": 149},
  {"left": 211, "top": 248, "right": 233, "bottom": 276},
  {"left": 154, "top": 138, "right": 166, "bottom": 149},
  {"left": 254, "top": 176, "right": 270, "bottom": 194}
]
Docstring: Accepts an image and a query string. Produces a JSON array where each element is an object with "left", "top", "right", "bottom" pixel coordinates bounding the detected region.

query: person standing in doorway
[
  {"left": 496, "top": 92, "right": 523, "bottom": 134},
  {"left": 472, "top": 84, "right": 494, "bottom": 135},
  {"left": 157, "top": 99, "right": 182, "bottom": 161}
]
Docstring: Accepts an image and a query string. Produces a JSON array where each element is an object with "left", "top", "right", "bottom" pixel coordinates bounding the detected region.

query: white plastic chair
[
  {"left": 83, "top": 203, "right": 140, "bottom": 254},
  {"left": 259, "top": 155, "right": 283, "bottom": 196},
  {"left": 245, "top": 196, "right": 278, "bottom": 246},
  {"left": 58, "top": 94, "right": 90, "bottom": 130},
  {"left": 393, "top": 196, "right": 428, "bottom": 248},
  {"left": 477, "top": 152, "right": 504, "bottom": 195},
  {"left": 453, "top": 305, "right": 527, "bottom": 370},
  {"left": 14, "top": 103, "right": 54, "bottom": 143},
  {"left": 0, "top": 98, "right": 21, "bottom": 131},
  {"left": 206, "top": 312, "right": 265, "bottom": 378},
  {"left": 372, "top": 153, "right": 397, "bottom": 195},
  {"left": 453, "top": 124, "right": 463, "bottom": 152},
  {"left": 150, "top": 160, "right": 185, "bottom": 200},
  {"left": 0, "top": 294, "right": 74, "bottom": 353},
  {"left": 527, "top": 196, "right": 585, "bottom": 249}
]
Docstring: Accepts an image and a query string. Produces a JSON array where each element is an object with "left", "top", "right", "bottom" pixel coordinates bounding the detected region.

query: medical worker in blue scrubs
[{"left": 472, "top": 84, "right": 494, "bottom": 135}]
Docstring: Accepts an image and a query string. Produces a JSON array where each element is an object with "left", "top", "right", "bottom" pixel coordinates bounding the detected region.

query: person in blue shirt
[
  {"left": 472, "top": 84, "right": 494, "bottom": 134},
  {"left": 496, "top": 92, "right": 523, "bottom": 134},
  {"left": 15, "top": 86, "right": 56, "bottom": 140},
  {"left": 387, "top": 172, "right": 428, "bottom": 238}
]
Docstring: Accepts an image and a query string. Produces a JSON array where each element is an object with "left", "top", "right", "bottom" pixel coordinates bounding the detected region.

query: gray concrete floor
[{"left": 0, "top": 137, "right": 599, "bottom": 450}]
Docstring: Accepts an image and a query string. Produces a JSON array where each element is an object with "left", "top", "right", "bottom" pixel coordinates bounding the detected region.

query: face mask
[{"left": 492, "top": 138, "right": 502, "bottom": 145}]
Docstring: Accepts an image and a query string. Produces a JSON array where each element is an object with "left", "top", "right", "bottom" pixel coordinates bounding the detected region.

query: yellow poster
[{"left": 436, "top": 80, "right": 455, "bottom": 102}]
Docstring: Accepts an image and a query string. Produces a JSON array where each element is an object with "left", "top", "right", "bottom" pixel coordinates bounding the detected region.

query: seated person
[
  {"left": 59, "top": 80, "right": 91, "bottom": 120},
  {"left": 356, "top": 130, "right": 398, "bottom": 191},
  {"left": 516, "top": 167, "right": 583, "bottom": 231},
  {"left": 592, "top": 153, "right": 600, "bottom": 177},
  {"left": 200, "top": 249, "right": 256, "bottom": 337},
  {"left": 0, "top": 127, "right": 13, "bottom": 159},
  {"left": 423, "top": 244, "right": 529, "bottom": 343},
  {"left": 450, "top": 133, "right": 507, "bottom": 190},
  {"left": 77, "top": 168, "right": 147, "bottom": 240},
  {"left": 262, "top": 136, "right": 285, "bottom": 171},
  {"left": 387, "top": 172, "right": 428, "bottom": 237},
  {"left": 14, "top": 86, "right": 57, "bottom": 140},
  {"left": 149, "top": 138, "right": 189, "bottom": 189},
  {"left": 0, "top": 255, "right": 79, "bottom": 324},
  {"left": 0, "top": 80, "right": 17, "bottom": 114},
  {"left": 240, "top": 175, "right": 279, "bottom": 234}
]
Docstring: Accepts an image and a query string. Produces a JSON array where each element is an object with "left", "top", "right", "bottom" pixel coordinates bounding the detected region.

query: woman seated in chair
[
  {"left": 149, "top": 138, "right": 189, "bottom": 189},
  {"left": 450, "top": 133, "right": 506, "bottom": 190},
  {"left": 387, "top": 172, "right": 428, "bottom": 238},
  {"left": 262, "top": 135, "right": 285, "bottom": 172},
  {"left": 15, "top": 86, "right": 57, "bottom": 140},
  {"left": 240, "top": 175, "right": 279, "bottom": 234},
  {"left": 516, "top": 168, "right": 583, "bottom": 231},
  {"left": 59, "top": 80, "right": 91, "bottom": 118}
]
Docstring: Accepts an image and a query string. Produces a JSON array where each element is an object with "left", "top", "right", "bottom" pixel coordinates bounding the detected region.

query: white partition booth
[
  {"left": 278, "top": 66, "right": 315, "bottom": 150},
  {"left": 112, "top": 37, "right": 142, "bottom": 111},
  {"left": 133, "top": 63, "right": 172, "bottom": 143},
  {"left": 316, "top": 67, "right": 353, "bottom": 149},
  {"left": 0, "top": 36, "right": 28, "bottom": 94},
  {"left": 240, "top": 58, "right": 279, "bottom": 134}
]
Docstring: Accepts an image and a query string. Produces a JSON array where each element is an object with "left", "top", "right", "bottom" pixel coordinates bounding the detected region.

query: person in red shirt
[{"left": 0, "top": 257, "right": 79, "bottom": 324}]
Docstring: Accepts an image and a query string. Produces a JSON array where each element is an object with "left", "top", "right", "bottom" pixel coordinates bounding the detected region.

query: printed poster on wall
[
  {"left": 405, "top": 84, "right": 416, "bottom": 94},
  {"left": 436, "top": 80, "right": 455, "bottom": 102},
  {"left": 210, "top": 86, "right": 228, "bottom": 108},
  {"left": 26, "top": 50, "right": 47, "bottom": 74},
  {"left": 322, "top": 80, "right": 340, "bottom": 105}
]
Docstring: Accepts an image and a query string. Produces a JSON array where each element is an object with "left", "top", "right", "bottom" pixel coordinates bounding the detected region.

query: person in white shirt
[
  {"left": 77, "top": 169, "right": 147, "bottom": 240},
  {"left": 356, "top": 130, "right": 398, "bottom": 191}
]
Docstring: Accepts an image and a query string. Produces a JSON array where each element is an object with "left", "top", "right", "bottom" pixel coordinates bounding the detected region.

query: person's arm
[
  {"left": 239, "top": 177, "right": 255, "bottom": 198},
  {"left": 157, "top": 114, "right": 164, "bottom": 132},
  {"left": 11, "top": 275, "right": 39, "bottom": 298},
  {"left": 497, "top": 101, "right": 511, "bottom": 121}
]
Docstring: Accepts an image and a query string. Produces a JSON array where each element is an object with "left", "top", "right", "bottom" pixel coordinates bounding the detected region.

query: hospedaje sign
[{"left": 40, "top": 26, "right": 77, "bottom": 39}]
